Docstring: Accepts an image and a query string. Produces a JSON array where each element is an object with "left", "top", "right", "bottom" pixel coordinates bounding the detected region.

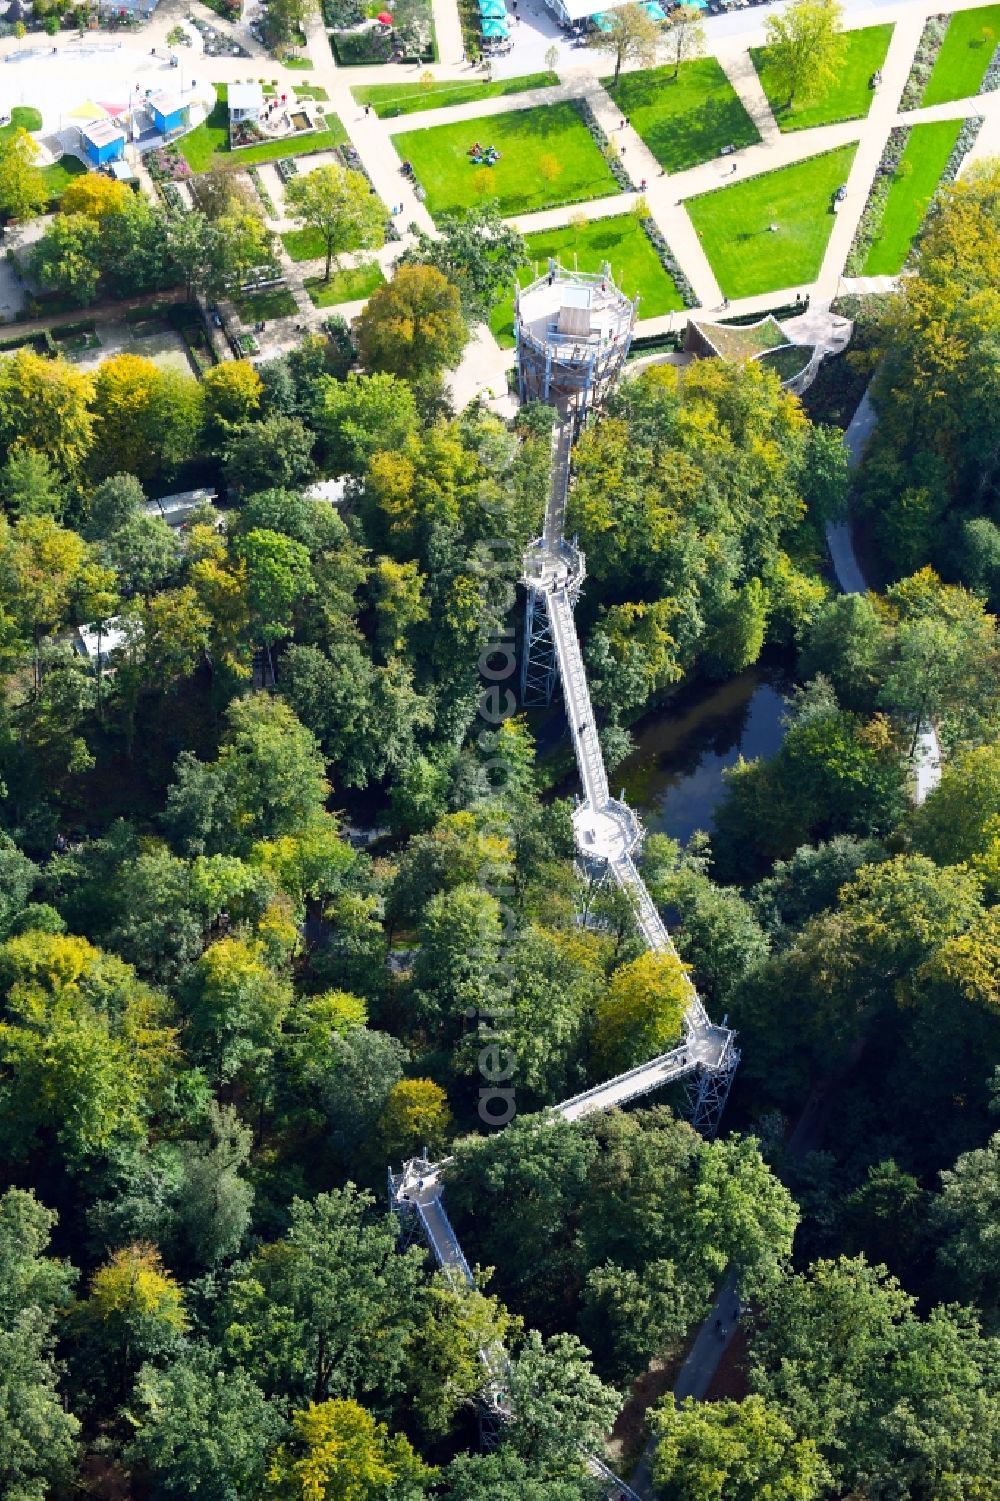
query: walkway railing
[{"left": 390, "top": 358, "right": 737, "bottom": 1501}]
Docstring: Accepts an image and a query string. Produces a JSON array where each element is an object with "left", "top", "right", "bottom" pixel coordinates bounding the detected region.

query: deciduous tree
[
  {"left": 763, "top": 0, "right": 845, "bottom": 110},
  {"left": 664, "top": 3, "right": 705, "bottom": 78},
  {"left": 355, "top": 264, "right": 467, "bottom": 383},
  {"left": 589, "top": 1, "right": 661, "bottom": 80},
  {"left": 285, "top": 162, "right": 385, "bottom": 282}
]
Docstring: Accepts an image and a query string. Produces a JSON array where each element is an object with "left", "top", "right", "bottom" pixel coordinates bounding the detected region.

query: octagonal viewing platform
[{"left": 514, "top": 261, "right": 639, "bottom": 419}]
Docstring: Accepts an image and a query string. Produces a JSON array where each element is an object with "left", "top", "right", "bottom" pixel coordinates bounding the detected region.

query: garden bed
[
  {"left": 900, "top": 14, "right": 950, "bottom": 109},
  {"left": 847, "top": 118, "right": 975, "bottom": 276},
  {"left": 920, "top": 4, "right": 1000, "bottom": 104},
  {"left": 351, "top": 72, "right": 558, "bottom": 117}
]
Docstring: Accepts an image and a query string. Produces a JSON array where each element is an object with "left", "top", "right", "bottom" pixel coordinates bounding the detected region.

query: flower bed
[
  {"left": 937, "top": 114, "right": 984, "bottom": 190},
  {"left": 146, "top": 145, "right": 192, "bottom": 182},
  {"left": 234, "top": 330, "right": 260, "bottom": 357},
  {"left": 337, "top": 143, "right": 400, "bottom": 241},
  {"left": 232, "top": 120, "right": 267, "bottom": 148},
  {"left": 640, "top": 217, "right": 696, "bottom": 307},
  {"left": 159, "top": 181, "right": 188, "bottom": 216},
  {"left": 844, "top": 126, "right": 908, "bottom": 274},
  {"left": 979, "top": 40, "right": 1000, "bottom": 92},
  {"left": 573, "top": 98, "right": 637, "bottom": 193},
  {"left": 248, "top": 165, "right": 276, "bottom": 217},
  {"left": 900, "top": 14, "right": 948, "bottom": 109}
]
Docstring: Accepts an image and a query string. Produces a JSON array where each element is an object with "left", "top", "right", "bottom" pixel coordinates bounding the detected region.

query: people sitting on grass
[{"left": 467, "top": 142, "right": 502, "bottom": 165}]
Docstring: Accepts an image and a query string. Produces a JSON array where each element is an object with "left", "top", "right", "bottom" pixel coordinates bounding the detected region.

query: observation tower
[{"left": 514, "top": 259, "right": 638, "bottom": 419}]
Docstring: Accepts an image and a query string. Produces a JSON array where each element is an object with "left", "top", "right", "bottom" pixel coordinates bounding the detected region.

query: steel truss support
[
  {"left": 521, "top": 585, "right": 558, "bottom": 705},
  {"left": 685, "top": 1046, "right": 741, "bottom": 1139}
]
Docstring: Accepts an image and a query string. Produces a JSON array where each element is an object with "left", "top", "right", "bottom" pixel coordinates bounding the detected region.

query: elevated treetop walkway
[{"left": 390, "top": 265, "right": 738, "bottom": 1498}]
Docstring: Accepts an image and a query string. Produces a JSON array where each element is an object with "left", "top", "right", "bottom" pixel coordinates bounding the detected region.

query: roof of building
[
  {"left": 83, "top": 118, "right": 126, "bottom": 148},
  {"left": 306, "top": 477, "right": 349, "bottom": 505},
  {"left": 145, "top": 487, "right": 217, "bottom": 525},
  {"left": 150, "top": 90, "right": 185, "bottom": 117},
  {"left": 688, "top": 315, "right": 787, "bottom": 361},
  {"left": 77, "top": 617, "right": 130, "bottom": 661},
  {"left": 228, "top": 81, "right": 264, "bottom": 113},
  {"left": 560, "top": 0, "right": 630, "bottom": 21}
]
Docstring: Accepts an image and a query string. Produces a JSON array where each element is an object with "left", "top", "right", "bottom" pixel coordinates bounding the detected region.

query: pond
[{"left": 617, "top": 664, "right": 791, "bottom": 843}]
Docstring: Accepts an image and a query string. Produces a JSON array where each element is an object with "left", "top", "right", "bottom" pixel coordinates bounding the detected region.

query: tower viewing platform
[{"left": 515, "top": 262, "right": 639, "bottom": 418}]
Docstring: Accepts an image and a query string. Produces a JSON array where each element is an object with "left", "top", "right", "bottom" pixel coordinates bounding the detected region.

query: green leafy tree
[
  {"left": 652, "top": 1394, "right": 827, "bottom": 1501},
  {"left": 0, "top": 931, "right": 178, "bottom": 1167},
  {"left": 763, "top": 0, "right": 845, "bottom": 110},
  {"left": 506, "top": 1330, "right": 621, "bottom": 1473},
  {"left": 285, "top": 163, "right": 385, "bottom": 283},
  {"left": 588, "top": 1, "right": 661, "bottom": 80},
  {"left": 404, "top": 1272, "right": 520, "bottom": 1436},
  {"left": 186, "top": 936, "right": 291, "bottom": 1085},
  {"left": 402, "top": 202, "right": 528, "bottom": 321},
  {"left": 76, "top": 1242, "right": 188, "bottom": 1401},
  {"left": 173, "top": 1102, "right": 254, "bottom": 1269},
  {"left": 224, "top": 414, "right": 315, "bottom": 495},
  {"left": 444, "top": 1453, "right": 602, "bottom": 1500},
  {"left": 129, "top": 1346, "right": 285, "bottom": 1501},
  {"left": 858, "top": 163, "right": 1000, "bottom": 575},
  {"left": 233, "top": 527, "right": 314, "bottom": 646},
  {"left": 750, "top": 1256, "right": 1000, "bottom": 1499},
  {"left": 0, "top": 835, "right": 37, "bottom": 939},
  {"left": 0, "top": 448, "right": 65, "bottom": 521},
  {"left": 222, "top": 1187, "right": 424, "bottom": 1407},
  {"left": 265, "top": 1397, "right": 434, "bottom": 1500},
  {"left": 409, "top": 882, "right": 503, "bottom": 1032},
  {"left": 0, "top": 1191, "right": 79, "bottom": 1501},
  {"left": 0, "top": 128, "right": 48, "bottom": 223},
  {"left": 355, "top": 264, "right": 467, "bottom": 384},
  {"left": 29, "top": 213, "right": 101, "bottom": 305},
  {"left": 314, "top": 370, "right": 419, "bottom": 476},
  {"left": 664, "top": 3, "right": 705, "bottom": 77},
  {"left": 934, "top": 1132, "right": 1000, "bottom": 1327},
  {"left": 165, "top": 696, "right": 331, "bottom": 857},
  {"left": 593, "top": 949, "right": 689, "bottom": 1074}
]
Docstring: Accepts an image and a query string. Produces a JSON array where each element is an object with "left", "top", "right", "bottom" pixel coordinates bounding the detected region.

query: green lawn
[
  {"left": 752, "top": 24, "right": 893, "bottom": 130},
  {"left": 234, "top": 285, "right": 299, "bottom": 321},
  {"left": 602, "top": 58, "right": 760, "bottom": 173},
  {"left": 393, "top": 102, "right": 618, "bottom": 219},
  {"left": 687, "top": 144, "right": 857, "bottom": 298},
  {"left": 488, "top": 213, "right": 684, "bottom": 347},
  {"left": 294, "top": 84, "right": 330, "bottom": 101},
  {"left": 921, "top": 5, "right": 1000, "bottom": 104},
  {"left": 281, "top": 226, "right": 329, "bottom": 261},
  {"left": 41, "top": 155, "right": 87, "bottom": 200},
  {"left": 305, "top": 262, "right": 385, "bottom": 307},
  {"left": 862, "top": 119, "right": 963, "bottom": 275},
  {"left": 352, "top": 71, "right": 559, "bottom": 118},
  {"left": 0, "top": 106, "right": 42, "bottom": 144},
  {"left": 180, "top": 84, "right": 346, "bottom": 171}
]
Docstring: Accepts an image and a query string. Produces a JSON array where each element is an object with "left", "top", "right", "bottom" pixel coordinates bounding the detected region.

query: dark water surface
[{"left": 618, "top": 666, "right": 791, "bottom": 843}]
